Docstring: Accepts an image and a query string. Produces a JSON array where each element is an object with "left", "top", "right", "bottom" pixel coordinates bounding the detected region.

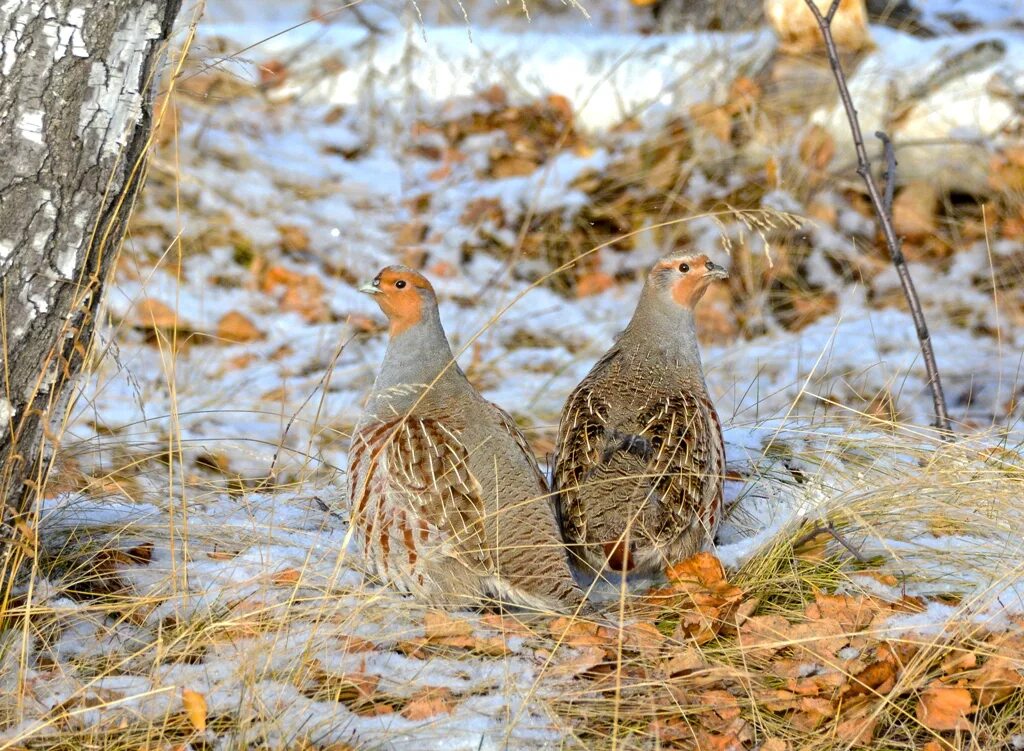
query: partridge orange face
[
  {"left": 359, "top": 266, "right": 436, "bottom": 336},
  {"left": 651, "top": 253, "right": 729, "bottom": 309}
]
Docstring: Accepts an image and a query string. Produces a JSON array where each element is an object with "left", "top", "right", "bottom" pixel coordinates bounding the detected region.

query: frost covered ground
[{"left": 4, "top": 1, "right": 1024, "bottom": 749}]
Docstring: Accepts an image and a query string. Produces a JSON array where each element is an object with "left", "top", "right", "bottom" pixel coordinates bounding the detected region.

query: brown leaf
[
  {"left": 789, "top": 618, "right": 848, "bottom": 662},
  {"left": 842, "top": 660, "right": 896, "bottom": 698},
  {"left": 216, "top": 311, "right": 264, "bottom": 343},
  {"left": 550, "top": 645, "right": 606, "bottom": 678},
  {"left": 916, "top": 685, "right": 974, "bottom": 731},
  {"left": 662, "top": 645, "right": 705, "bottom": 677},
  {"left": 575, "top": 271, "right": 615, "bottom": 298},
  {"left": 700, "top": 689, "right": 741, "bottom": 721},
  {"left": 892, "top": 181, "right": 939, "bottom": 239},
  {"left": 790, "top": 696, "right": 833, "bottom": 731},
  {"left": 798, "top": 125, "right": 835, "bottom": 172},
  {"left": 726, "top": 76, "right": 761, "bottom": 114},
  {"left": 181, "top": 688, "right": 207, "bottom": 732},
  {"left": 689, "top": 102, "right": 731, "bottom": 143},
  {"left": 271, "top": 568, "right": 301, "bottom": 585},
  {"left": 767, "top": 0, "right": 872, "bottom": 55},
  {"left": 262, "top": 264, "right": 305, "bottom": 292},
  {"left": 806, "top": 593, "right": 879, "bottom": 632},
  {"left": 549, "top": 616, "right": 608, "bottom": 648},
  {"left": 460, "top": 197, "right": 504, "bottom": 227},
  {"left": 401, "top": 687, "right": 457, "bottom": 720},
  {"left": 278, "top": 224, "right": 310, "bottom": 254},
  {"left": 835, "top": 711, "right": 877, "bottom": 746},
  {"left": 666, "top": 552, "right": 727, "bottom": 589},
  {"left": 738, "top": 615, "right": 791, "bottom": 658},
  {"left": 258, "top": 59, "right": 287, "bottom": 88},
  {"left": 424, "top": 610, "right": 473, "bottom": 641},
  {"left": 134, "top": 298, "right": 181, "bottom": 330},
  {"left": 970, "top": 634, "right": 1024, "bottom": 706},
  {"left": 760, "top": 740, "right": 790, "bottom": 751},
  {"left": 490, "top": 154, "right": 539, "bottom": 178},
  {"left": 395, "top": 221, "right": 427, "bottom": 246}
]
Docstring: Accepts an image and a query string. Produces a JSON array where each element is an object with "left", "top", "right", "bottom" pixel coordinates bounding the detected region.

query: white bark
[{"left": 0, "top": 0, "right": 181, "bottom": 576}]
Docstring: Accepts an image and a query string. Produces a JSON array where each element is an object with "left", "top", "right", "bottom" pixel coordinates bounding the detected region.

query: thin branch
[
  {"left": 802, "top": 0, "right": 954, "bottom": 439},
  {"left": 878, "top": 131, "right": 896, "bottom": 215},
  {"left": 792, "top": 520, "right": 869, "bottom": 564}
]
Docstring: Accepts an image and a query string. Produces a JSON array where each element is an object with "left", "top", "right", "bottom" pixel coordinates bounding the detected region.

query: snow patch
[{"left": 18, "top": 110, "right": 44, "bottom": 144}]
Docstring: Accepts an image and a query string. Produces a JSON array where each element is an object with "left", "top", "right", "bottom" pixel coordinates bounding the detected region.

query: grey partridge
[
  {"left": 553, "top": 253, "right": 728, "bottom": 581},
  {"left": 348, "top": 266, "right": 590, "bottom": 613}
]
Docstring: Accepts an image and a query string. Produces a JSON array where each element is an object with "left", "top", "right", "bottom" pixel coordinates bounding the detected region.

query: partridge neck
[
  {"left": 369, "top": 307, "right": 469, "bottom": 415},
  {"left": 621, "top": 290, "right": 704, "bottom": 372}
]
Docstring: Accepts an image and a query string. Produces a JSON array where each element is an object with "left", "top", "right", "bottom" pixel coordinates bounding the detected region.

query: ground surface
[{"left": 3, "top": 1, "right": 1024, "bottom": 748}]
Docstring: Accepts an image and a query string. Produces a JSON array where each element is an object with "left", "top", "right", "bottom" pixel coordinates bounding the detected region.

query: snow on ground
[{"left": 4, "top": 2, "right": 1024, "bottom": 748}]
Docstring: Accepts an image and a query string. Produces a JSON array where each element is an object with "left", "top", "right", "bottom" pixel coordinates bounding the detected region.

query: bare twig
[
  {"left": 803, "top": 0, "right": 954, "bottom": 438},
  {"left": 792, "top": 520, "right": 869, "bottom": 564}
]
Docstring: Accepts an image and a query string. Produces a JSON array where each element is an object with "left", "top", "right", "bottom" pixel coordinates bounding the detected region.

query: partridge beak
[
  {"left": 705, "top": 261, "right": 729, "bottom": 281},
  {"left": 358, "top": 282, "right": 380, "bottom": 295}
]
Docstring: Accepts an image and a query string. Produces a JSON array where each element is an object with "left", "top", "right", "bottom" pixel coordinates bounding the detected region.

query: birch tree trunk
[{"left": 0, "top": 0, "right": 182, "bottom": 605}]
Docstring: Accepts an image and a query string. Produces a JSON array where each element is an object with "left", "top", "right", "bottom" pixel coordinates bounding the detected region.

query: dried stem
[{"left": 803, "top": 0, "right": 954, "bottom": 438}]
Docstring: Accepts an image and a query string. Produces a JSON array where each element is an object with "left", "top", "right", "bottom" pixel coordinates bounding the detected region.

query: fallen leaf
[
  {"left": 549, "top": 616, "right": 608, "bottom": 648},
  {"left": 798, "top": 125, "right": 835, "bottom": 172},
  {"left": 835, "top": 710, "right": 877, "bottom": 746},
  {"left": 550, "top": 645, "right": 606, "bottom": 678},
  {"left": 216, "top": 311, "right": 264, "bottom": 343},
  {"left": 424, "top": 610, "right": 473, "bottom": 640},
  {"left": 842, "top": 660, "right": 896, "bottom": 698},
  {"left": 271, "top": 568, "right": 301, "bottom": 585},
  {"left": 258, "top": 59, "right": 287, "bottom": 88},
  {"left": 689, "top": 102, "right": 731, "bottom": 143},
  {"left": 490, "top": 154, "right": 538, "bottom": 178},
  {"left": 806, "top": 592, "right": 879, "bottom": 632},
  {"left": 134, "top": 298, "right": 180, "bottom": 330},
  {"left": 181, "top": 688, "right": 207, "bottom": 731},
  {"left": 666, "top": 552, "right": 727, "bottom": 589},
  {"left": 892, "top": 181, "right": 939, "bottom": 239},
  {"left": 401, "top": 687, "right": 457, "bottom": 720},
  {"left": 916, "top": 685, "right": 974, "bottom": 731},
  {"left": 575, "top": 271, "right": 614, "bottom": 297},
  {"left": 738, "top": 615, "right": 792, "bottom": 658},
  {"left": 278, "top": 224, "right": 310, "bottom": 254},
  {"left": 662, "top": 645, "right": 705, "bottom": 676}
]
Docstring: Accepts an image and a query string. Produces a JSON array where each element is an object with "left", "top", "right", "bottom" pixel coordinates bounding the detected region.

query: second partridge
[{"left": 554, "top": 253, "right": 728, "bottom": 581}]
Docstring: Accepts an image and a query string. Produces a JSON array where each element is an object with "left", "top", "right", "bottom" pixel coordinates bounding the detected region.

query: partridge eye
[
  {"left": 678, "top": 263, "right": 690, "bottom": 273},
  {"left": 395, "top": 280, "right": 407, "bottom": 289}
]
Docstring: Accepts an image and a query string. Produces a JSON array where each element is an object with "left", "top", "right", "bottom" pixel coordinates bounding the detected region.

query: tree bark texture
[{"left": 0, "top": 0, "right": 182, "bottom": 601}]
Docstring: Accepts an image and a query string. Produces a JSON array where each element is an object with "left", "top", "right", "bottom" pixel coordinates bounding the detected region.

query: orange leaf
[
  {"left": 550, "top": 645, "right": 606, "bottom": 678},
  {"left": 271, "top": 568, "right": 301, "bottom": 585},
  {"left": 916, "top": 686, "right": 974, "bottom": 731},
  {"left": 666, "top": 551, "right": 726, "bottom": 589},
  {"left": 575, "top": 271, "right": 614, "bottom": 298},
  {"left": 134, "top": 298, "right": 181, "bottom": 330},
  {"left": 181, "top": 688, "right": 207, "bottom": 731},
  {"left": 842, "top": 660, "right": 896, "bottom": 698},
  {"left": 216, "top": 311, "right": 264, "bottom": 344},
  {"left": 278, "top": 224, "right": 310, "bottom": 254},
  {"left": 662, "top": 645, "right": 704, "bottom": 676},
  {"left": 401, "top": 687, "right": 457, "bottom": 720},
  {"left": 424, "top": 610, "right": 473, "bottom": 640}
]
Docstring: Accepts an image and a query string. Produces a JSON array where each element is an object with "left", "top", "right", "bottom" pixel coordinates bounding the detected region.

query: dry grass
[
  {"left": 3, "top": 5, "right": 1024, "bottom": 750},
  {"left": 2, "top": 415, "right": 1023, "bottom": 750}
]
